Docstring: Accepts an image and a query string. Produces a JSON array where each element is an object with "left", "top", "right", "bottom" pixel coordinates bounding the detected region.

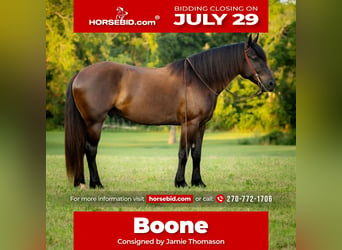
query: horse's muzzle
[{"left": 262, "top": 79, "right": 276, "bottom": 92}]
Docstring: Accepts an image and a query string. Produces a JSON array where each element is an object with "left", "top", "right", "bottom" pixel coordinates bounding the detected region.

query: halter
[
  {"left": 185, "top": 45, "right": 269, "bottom": 101},
  {"left": 243, "top": 46, "right": 263, "bottom": 91}
]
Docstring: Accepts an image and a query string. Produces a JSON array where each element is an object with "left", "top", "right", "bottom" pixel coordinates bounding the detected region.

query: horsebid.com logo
[{"left": 88, "top": 6, "right": 157, "bottom": 26}]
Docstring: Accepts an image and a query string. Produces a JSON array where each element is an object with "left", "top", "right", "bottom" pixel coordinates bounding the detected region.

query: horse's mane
[{"left": 167, "top": 42, "right": 245, "bottom": 86}]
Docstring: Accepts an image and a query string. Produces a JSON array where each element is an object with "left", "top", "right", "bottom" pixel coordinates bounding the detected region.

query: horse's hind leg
[
  {"left": 74, "top": 171, "right": 85, "bottom": 188},
  {"left": 85, "top": 122, "right": 104, "bottom": 189}
]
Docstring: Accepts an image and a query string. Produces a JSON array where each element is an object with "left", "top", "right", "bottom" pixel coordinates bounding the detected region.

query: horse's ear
[
  {"left": 245, "top": 34, "right": 252, "bottom": 49},
  {"left": 253, "top": 33, "right": 259, "bottom": 44}
]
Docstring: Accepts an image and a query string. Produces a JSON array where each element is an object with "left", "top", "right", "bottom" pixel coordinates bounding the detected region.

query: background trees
[{"left": 46, "top": 0, "right": 296, "bottom": 142}]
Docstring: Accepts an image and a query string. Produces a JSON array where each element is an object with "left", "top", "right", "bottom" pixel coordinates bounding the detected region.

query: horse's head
[
  {"left": 117, "top": 7, "right": 128, "bottom": 15},
  {"left": 240, "top": 34, "right": 275, "bottom": 92}
]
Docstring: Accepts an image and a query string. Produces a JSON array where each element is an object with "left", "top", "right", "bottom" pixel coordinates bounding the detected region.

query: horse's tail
[{"left": 64, "top": 73, "right": 86, "bottom": 185}]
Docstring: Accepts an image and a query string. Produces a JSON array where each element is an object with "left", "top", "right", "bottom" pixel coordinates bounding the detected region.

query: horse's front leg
[
  {"left": 174, "top": 123, "right": 192, "bottom": 187},
  {"left": 191, "top": 124, "right": 206, "bottom": 187}
]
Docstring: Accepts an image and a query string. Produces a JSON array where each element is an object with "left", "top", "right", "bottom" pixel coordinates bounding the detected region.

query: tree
[
  {"left": 46, "top": 0, "right": 82, "bottom": 126},
  {"left": 156, "top": 33, "right": 210, "bottom": 65},
  {"left": 263, "top": 0, "right": 296, "bottom": 130},
  {"left": 208, "top": 33, "right": 248, "bottom": 48},
  {"left": 168, "top": 126, "right": 177, "bottom": 144}
]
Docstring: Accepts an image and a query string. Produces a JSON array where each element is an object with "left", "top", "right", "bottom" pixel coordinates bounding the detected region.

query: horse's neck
[
  {"left": 215, "top": 71, "right": 240, "bottom": 94},
  {"left": 211, "top": 44, "right": 244, "bottom": 94}
]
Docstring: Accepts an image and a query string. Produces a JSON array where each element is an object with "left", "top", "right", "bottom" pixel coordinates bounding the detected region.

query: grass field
[{"left": 46, "top": 130, "right": 296, "bottom": 249}]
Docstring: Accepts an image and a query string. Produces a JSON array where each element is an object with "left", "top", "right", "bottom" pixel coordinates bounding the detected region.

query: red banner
[
  {"left": 74, "top": 0, "right": 268, "bottom": 33},
  {"left": 74, "top": 211, "right": 268, "bottom": 249}
]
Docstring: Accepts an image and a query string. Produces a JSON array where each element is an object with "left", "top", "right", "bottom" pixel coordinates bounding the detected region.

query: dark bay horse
[{"left": 65, "top": 34, "right": 275, "bottom": 188}]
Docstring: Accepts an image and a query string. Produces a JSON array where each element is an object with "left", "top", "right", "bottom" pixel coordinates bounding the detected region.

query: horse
[
  {"left": 116, "top": 7, "right": 128, "bottom": 21},
  {"left": 64, "top": 34, "right": 275, "bottom": 189}
]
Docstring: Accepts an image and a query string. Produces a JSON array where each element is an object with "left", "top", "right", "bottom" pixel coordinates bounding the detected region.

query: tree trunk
[{"left": 168, "top": 126, "right": 177, "bottom": 144}]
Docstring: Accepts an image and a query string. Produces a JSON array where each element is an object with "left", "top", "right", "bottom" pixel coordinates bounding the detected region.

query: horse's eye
[{"left": 251, "top": 55, "right": 258, "bottom": 60}]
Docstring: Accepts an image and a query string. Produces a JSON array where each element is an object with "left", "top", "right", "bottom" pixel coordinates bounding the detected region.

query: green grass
[{"left": 46, "top": 130, "right": 296, "bottom": 249}]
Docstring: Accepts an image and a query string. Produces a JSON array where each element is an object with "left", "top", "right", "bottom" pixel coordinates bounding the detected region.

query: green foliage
[
  {"left": 259, "top": 130, "right": 296, "bottom": 145},
  {"left": 46, "top": 0, "right": 82, "bottom": 125},
  {"left": 156, "top": 33, "right": 209, "bottom": 65},
  {"left": 263, "top": 0, "right": 296, "bottom": 130},
  {"left": 75, "top": 33, "right": 117, "bottom": 65},
  {"left": 238, "top": 130, "right": 296, "bottom": 145},
  {"left": 207, "top": 33, "right": 248, "bottom": 48},
  {"left": 208, "top": 92, "right": 238, "bottom": 130}
]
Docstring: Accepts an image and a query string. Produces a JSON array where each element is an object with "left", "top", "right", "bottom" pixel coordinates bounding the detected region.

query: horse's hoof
[
  {"left": 191, "top": 180, "right": 207, "bottom": 187},
  {"left": 175, "top": 180, "right": 188, "bottom": 188},
  {"left": 90, "top": 182, "right": 104, "bottom": 189}
]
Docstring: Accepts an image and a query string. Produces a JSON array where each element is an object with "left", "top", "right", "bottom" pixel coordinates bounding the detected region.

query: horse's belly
[
  {"left": 121, "top": 102, "right": 180, "bottom": 125},
  {"left": 113, "top": 68, "right": 184, "bottom": 125}
]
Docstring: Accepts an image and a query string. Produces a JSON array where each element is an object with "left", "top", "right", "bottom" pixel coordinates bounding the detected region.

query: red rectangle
[
  {"left": 74, "top": 211, "right": 268, "bottom": 249},
  {"left": 74, "top": 0, "right": 268, "bottom": 33},
  {"left": 146, "top": 195, "right": 193, "bottom": 203}
]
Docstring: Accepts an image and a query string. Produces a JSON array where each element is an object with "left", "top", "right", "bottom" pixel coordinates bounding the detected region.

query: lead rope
[
  {"left": 183, "top": 60, "right": 188, "bottom": 159},
  {"left": 186, "top": 58, "right": 219, "bottom": 96},
  {"left": 224, "top": 85, "right": 262, "bottom": 102}
]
